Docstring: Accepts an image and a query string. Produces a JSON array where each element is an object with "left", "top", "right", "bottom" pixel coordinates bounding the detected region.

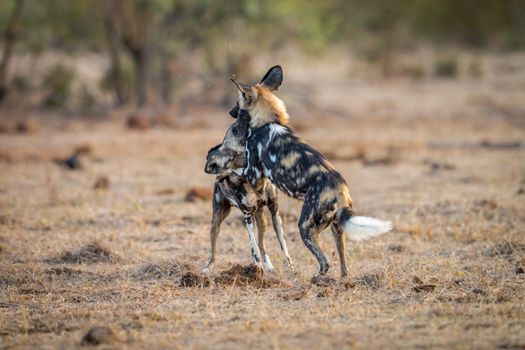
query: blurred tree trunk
[
  {"left": 160, "top": 55, "right": 174, "bottom": 105},
  {"left": 115, "top": 0, "right": 150, "bottom": 107},
  {"left": 103, "top": 6, "right": 126, "bottom": 107},
  {"left": 158, "top": 3, "right": 184, "bottom": 106},
  {"left": 0, "top": 0, "right": 24, "bottom": 105}
]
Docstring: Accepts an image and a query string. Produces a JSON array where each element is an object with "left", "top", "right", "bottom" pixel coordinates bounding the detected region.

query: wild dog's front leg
[
  {"left": 243, "top": 213, "right": 263, "bottom": 267},
  {"left": 255, "top": 209, "right": 274, "bottom": 272},
  {"left": 202, "top": 185, "right": 231, "bottom": 273},
  {"left": 267, "top": 195, "right": 293, "bottom": 270}
]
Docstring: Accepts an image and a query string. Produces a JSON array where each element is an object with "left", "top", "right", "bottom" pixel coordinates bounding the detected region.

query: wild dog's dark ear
[
  {"left": 229, "top": 102, "right": 240, "bottom": 119},
  {"left": 259, "top": 65, "right": 283, "bottom": 91}
]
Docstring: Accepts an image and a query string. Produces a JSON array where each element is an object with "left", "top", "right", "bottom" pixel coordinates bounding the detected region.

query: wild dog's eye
[{"left": 232, "top": 127, "right": 239, "bottom": 136}]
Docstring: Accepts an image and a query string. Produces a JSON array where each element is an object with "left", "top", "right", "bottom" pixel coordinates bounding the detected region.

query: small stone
[
  {"left": 413, "top": 284, "right": 436, "bottom": 293},
  {"left": 93, "top": 176, "right": 110, "bottom": 190},
  {"left": 471, "top": 288, "right": 486, "bottom": 295},
  {"left": 80, "top": 326, "right": 117, "bottom": 346},
  {"left": 311, "top": 275, "right": 336, "bottom": 287},
  {"left": 16, "top": 119, "right": 39, "bottom": 134},
  {"left": 317, "top": 287, "right": 332, "bottom": 298},
  {"left": 126, "top": 114, "right": 150, "bottom": 130},
  {"left": 413, "top": 276, "right": 424, "bottom": 285},
  {"left": 184, "top": 187, "right": 212, "bottom": 202}
]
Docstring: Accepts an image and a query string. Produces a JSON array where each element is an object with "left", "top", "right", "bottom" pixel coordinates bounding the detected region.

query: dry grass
[{"left": 1, "top": 56, "right": 525, "bottom": 349}]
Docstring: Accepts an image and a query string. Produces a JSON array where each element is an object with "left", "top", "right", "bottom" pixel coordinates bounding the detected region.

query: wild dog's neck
[
  {"left": 248, "top": 88, "right": 289, "bottom": 129},
  {"left": 217, "top": 168, "right": 244, "bottom": 183}
]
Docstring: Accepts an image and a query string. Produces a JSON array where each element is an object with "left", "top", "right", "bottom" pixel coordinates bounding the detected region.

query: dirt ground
[{"left": 1, "top": 55, "right": 524, "bottom": 349}]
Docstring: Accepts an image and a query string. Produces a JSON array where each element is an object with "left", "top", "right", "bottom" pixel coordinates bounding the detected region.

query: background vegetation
[{"left": 0, "top": 0, "right": 524, "bottom": 110}]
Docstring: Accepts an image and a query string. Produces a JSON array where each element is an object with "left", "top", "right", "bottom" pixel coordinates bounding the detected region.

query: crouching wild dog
[
  {"left": 203, "top": 106, "right": 293, "bottom": 273},
  {"left": 231, "top": 65, "right": 392, "bottom": 278}
]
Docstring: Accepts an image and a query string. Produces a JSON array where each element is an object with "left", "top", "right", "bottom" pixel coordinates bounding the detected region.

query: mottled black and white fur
[
  {"left": 203, "top": 107, "right": 292, "bottom": 273},
  {"left": 231, "top": 66, "right": 392, "bottom": 278}
]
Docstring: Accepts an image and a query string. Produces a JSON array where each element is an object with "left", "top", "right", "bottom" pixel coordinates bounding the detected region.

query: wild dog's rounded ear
[
  {"left": 259, "top": 65, "right": 283, "bottom": 91},
  {"left": 229, "top": 102, "right": 240, "bottom": 119}
]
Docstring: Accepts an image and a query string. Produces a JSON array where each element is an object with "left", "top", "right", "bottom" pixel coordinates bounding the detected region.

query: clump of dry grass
[
  {"left": 44, "top": 266, "right": 88, "bottom": 278},
  {"left": 311, "top": 275, "right": 337, "bottom": 287},
  {"left": 483, "top": 240, "right": 525, "bottom": 257},
  {"left": 46, "top": 242, "right": 116, "bottom": 264},
  {"left": 132, "top": 261, "right": 193, "bottom": 280},
  {"left": 93, "top": 176, "right": 110, "bottom": 190},
  {"left": 180, "top": 271, "right": 211, "bottom": 287},
  {"left": 214, "top": 264, "right": 269, "bottom": 288},
  {"left": 279, "top": 286, "right": 309, "bottom": 301},
  {"left": 176, "top": 264, "right": 288, "bottom": 288}
]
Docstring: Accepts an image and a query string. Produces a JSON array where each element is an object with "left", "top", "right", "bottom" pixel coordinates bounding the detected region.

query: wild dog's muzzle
[{"left": 205, "top": 145, "right": 245, "bottom": 175}]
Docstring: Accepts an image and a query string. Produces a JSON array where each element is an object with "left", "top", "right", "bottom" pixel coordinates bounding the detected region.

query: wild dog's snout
[
  {"left": 229, "top": 103, "right": 240, "bottom": 119},
  {"left": 205, "top": 160, "right": 219, "bottom": 174},
  {"left": 205, "top": 144, "right": 221, "bottom": 174}
]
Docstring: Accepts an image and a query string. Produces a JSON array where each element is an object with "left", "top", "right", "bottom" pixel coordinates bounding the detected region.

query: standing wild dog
[
  {"left": 231, "top": 65, "right": 392, "bottom": 278},
  {"left": 203, "top": 106, "right": 293, "bottom": 273}
]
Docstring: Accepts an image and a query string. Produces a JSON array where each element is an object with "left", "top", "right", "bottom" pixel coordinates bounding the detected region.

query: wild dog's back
[{"left": 245, "top": 122, "right": 352, "bottom": 208}]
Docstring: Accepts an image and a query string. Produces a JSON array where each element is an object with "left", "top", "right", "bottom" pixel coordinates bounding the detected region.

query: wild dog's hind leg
[
  {"left": 299, "top": 185, "right": 338, "bottom": 276},
  {"left": 244, "top": 213, "right": 263, "bottom": 267},
  {"left": 299, "top": 210, "right": 330, "bottom": 276},
  {"left": 267, "top": 193, "right": 293, "bottom": 269},
  {"left": 331, "top": 223, "right": 348, "bottom": 278},
  {"left": 202, "top": 185, "right": 231, "bottom": 273},
  {"left": 255, "top": 209, "right": 274, "bottom": 272}
]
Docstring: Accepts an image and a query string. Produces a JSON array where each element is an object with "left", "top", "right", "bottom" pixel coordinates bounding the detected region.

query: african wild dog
[
  {"left": 203, "top": 106, "right": 293, "bottom": 273},
  {"left": 230, "top": 65, "right": 392, "bottom": 278}
]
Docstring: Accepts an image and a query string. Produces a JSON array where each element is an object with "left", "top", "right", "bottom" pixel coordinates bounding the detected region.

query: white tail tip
[{"left": 343, "top": 216, "right": 392, "bottom": 242}]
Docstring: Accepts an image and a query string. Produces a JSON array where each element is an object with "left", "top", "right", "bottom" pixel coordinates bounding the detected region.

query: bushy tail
[{"left": 338, "top": 208, "right": 392, "bottom": 241}]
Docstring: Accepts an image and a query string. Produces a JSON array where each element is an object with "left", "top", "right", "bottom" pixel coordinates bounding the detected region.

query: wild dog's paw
[
  {"left": 283, "top": 257, "right": 294, "bottom": 271},
  {"left": 263, "top": 254, "right": 275, "bottom": 272},
  {"left": 202, "top": 259, "right": 214, "bottom": 274}
]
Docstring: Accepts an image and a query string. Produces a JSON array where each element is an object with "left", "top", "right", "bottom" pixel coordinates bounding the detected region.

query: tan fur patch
[
  {"left": 319, "top": 188, "right": 338, "bottom": 204},
  {"left": 242, "top": 183, "right": 258, "bottom": 206},
  {"left": 274, "top": 136, "right": 289, "bottom": 147},
  {"left": 281, "top": 151, "right": 300, "bottom": 169},
  {"left": 248, "top": 86, "right": 289, "bottom": 128},
  {"left": 337, "top": 185, "right": 353, "bottom": 208},
  {"left": 307, "top": 165, "right": 328, "bottom": 175}
]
